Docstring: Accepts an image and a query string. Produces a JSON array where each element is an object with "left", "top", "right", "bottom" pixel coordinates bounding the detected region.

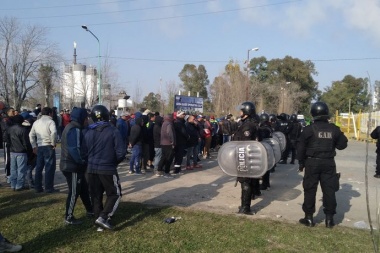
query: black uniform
[
  {"left": 276, "top": 117, "right": 290, "bottom": 163},
  {"left": 232, "top": 117, "right": 259, "bottom": 214},
  {"left": 287, "top": 120, "right": 302, "bottom": 164},
  {"left": 297, "top": 120, "right": 347, "bottom": 219},
  {"left": 258, "top": 121, "right": 273, "bottom": 190},
  {"left": 370, "top": 126, "right": 380, "bottom": 176}
]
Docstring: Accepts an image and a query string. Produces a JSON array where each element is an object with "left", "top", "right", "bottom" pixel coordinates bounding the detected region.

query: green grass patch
[{"left": 0, "top": 189, "right": 376, "bottom": 253}]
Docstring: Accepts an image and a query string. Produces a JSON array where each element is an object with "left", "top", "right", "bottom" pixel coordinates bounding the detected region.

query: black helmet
[
  {"left": 91, "top": 105, "right": 109, "bottom": 122},
  {"left": 310, "top": 101, "right": 329, "bottom": 120},
  {"left": 260, "top": 113, "right": 269, "bottom": 123},
  {"left": 289, "top": 114, "right": 298, "bottom": 122},
  {"left": 239, "top": 101, "right": 256, "bottom": 117},
  {"left": 277, "top": 113, "right": 288, "bottom": 121},
  {"left": 269, "top": 114, "right": 277, "bottom": 123}
]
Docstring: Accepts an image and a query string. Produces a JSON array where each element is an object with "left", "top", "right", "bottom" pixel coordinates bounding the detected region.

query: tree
[
  {"left": 249, "top": 56, "right": 318, "bottom": 114},
  {"left": 320, "top": 75, "right": 370, "bottom": 113},
  {"left": 38, "top": 64, "right": 57, "bottom": 107},
  {"left": 141, "top": 92, "right": 160, "bottom": 112},
  {"left": 0, "top": 17, "right": 61, "bottom": 110},
  {"left": 374, "top": 80, "right": 380, "bottom": 110},
  {"left": 209, "top": 60, "right": 246, "bottom": 116},
  {"left": 179, "top": 64, "right": 209, "bottom": 98}
]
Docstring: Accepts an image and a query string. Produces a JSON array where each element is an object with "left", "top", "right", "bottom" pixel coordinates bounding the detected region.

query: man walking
[
  {"left": 83, "top": 105, "right": 126, "bottom": 230},
  {"left": 29, "top": 107, "right": 58, "bottom": 193},
  {"left": 60, "top": 107, "right": 93, "bottom": 225}
]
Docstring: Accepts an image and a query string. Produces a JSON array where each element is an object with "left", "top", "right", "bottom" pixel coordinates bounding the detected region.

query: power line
[
  {"left": 47, "top": 0, "right": 302, "bottom": 28},
  {"left": 20, "top": 0, "right": 214, "bottom": 19},
  {"left": 0, "top": 0, "right": 136, "bottom": 11}
]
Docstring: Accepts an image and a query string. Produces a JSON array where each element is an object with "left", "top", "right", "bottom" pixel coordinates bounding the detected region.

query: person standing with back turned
[
  {"left": 83, "top": 105, "right": 126, "bottom": 231},
  {"left": 297, "top": 101, "right": 347, "bottom": 228}
]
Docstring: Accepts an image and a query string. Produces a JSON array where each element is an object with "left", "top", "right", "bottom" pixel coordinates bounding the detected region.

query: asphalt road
[{"left": 1, "top": 139, "right": 378, "bottom": 229}]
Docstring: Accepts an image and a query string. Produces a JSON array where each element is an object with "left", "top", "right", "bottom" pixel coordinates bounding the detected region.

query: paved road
[{"left": 1, "top": 140, "right": 378, "bottom": 229}]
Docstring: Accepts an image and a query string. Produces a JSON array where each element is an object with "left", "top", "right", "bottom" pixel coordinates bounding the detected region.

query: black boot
[
  {"left": 325, "top": 214, "right": 335, "bottom": 228},
  {"left": 239, "top": 182, "right": 253, "bottom": 215},
  {"left": 299, "top": 214, "right": 315, "bottom": 227}
]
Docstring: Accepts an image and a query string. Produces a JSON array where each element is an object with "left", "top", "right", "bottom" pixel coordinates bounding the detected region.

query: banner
[{"left": 174, "top": 95, "right": 203, "bottom": 113}]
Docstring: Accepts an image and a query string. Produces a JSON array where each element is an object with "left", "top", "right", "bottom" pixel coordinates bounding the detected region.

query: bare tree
[
  {"left": 0, "top": 17, "right": 61, "bottom": 110},
  {"left": 165, "top": 80, "right": 179, "bottom": 114}
]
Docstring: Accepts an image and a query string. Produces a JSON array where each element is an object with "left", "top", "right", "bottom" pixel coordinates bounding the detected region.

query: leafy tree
[
  {"left": 249, "top": 56, "right": 318, "bottom": 114},
  {"left": 141, "top": 92, "right": 161, "bottom": 113},
  {"left": 320, "top": 75, "right": 370, "bottom": 113},
  {"left": 179, "top": 64, "right": 209, "bottom": 98}
]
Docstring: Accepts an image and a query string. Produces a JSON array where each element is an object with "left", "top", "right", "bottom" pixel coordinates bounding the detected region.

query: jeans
[
  {"left": 130, "top": 145, "right": 142, "bottom": 173},
  {"left": 10, "top": 153, "right": 28, "bottom": 189},
  {"left": 223, "top": 135, "right": 231, "bottom": 144},
  {"left": 35, "top": 145, "right": 56, "bottom": 192},
  {"left": 186, "top": 146, "right": 199, "bottom": 166},
  {"left": 153, "top": 148, "right": 162, "bottom": 169}
]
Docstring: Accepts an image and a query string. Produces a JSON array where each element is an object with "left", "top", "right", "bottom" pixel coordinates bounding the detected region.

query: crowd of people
[{"left": 0, "top": 99, "right": 348, "bottom": 250}]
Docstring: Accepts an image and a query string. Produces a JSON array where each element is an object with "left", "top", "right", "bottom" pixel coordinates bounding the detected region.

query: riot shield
[
  {"left": 262, "top": 138, "right": 282, "bottom": 163},
  {"left": 217, "top": 141, "right": 268, "bottom": 178},
  {"left": 261, "top": 141, "right": 276, "bottom": 169},
  {"left": 273, "top": 131, "right": 286, "bottom": 152}
]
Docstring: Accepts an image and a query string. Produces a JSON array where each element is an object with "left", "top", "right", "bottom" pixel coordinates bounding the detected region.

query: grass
[{"left": 0, "top": 188, "right": 376, "bottom": 253}]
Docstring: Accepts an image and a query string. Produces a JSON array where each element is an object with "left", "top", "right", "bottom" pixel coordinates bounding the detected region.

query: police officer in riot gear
[
  {"left": 258, "top": 113, "right": 273, "bottom": 190},
  {"left": 276, "top": 113, "right": 290, "bottom": 164},
  {"left": 297, "top": 102, "right": 347, "bottom": 228},
  {"left": 232, "top": 101, "right": 259, "bottom": 215},
  {"left": 288, "top": 114, "right": 302, "bottom": 164}
]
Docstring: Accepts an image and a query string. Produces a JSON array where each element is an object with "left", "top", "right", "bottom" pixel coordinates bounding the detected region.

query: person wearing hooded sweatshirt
[
  {"left": 60, "top": 107, "right": 93, "bottom": 225},
  {"left": 129, "top": 117, "right": 143, "bottom": 174},
  {"left": 157, "top": 114, "right": 176, "bottom": 178},
  {"left": 6, "top": 115, "right": 33, "bottom": 191},
  {"left": 83, "top": 105, "right": 126, "bottom": 231}
]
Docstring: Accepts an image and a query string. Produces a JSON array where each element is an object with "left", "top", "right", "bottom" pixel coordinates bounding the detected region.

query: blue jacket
[
  {"left": 116, "top": 117, "right": 128, "bottom": 142},
  {"left": 83, "top": 121, "right": 126, "bottom": 175},
  {"left": 60, "top": 107, "right": 88, "bottom": 173}
]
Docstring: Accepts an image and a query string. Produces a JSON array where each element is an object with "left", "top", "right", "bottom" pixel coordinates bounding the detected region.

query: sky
[{"left": 1, "top": 0, "right": 380, "bottom": 103}]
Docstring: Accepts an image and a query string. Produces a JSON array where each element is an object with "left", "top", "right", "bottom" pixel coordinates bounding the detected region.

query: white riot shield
[
  {"left": 217, "top": 141, "right": 268, "bottom": 178},
  {"left": 260, "top": 141, "right": 276, "bottom": 169},
  {"left": 262, "top": 138, "right": 282, "bottom": 163},
  {"left": 273, "top": 131, "right": 287, "bottom": 153}
]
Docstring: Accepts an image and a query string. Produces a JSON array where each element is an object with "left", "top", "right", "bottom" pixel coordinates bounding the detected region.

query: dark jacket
[
  {"left": 232, "top": 117, "right": 258, "bottom": 141},
  {"left": 186, "top": 121, "right": 199, "bottom": 147},
  {"left": 371, "top": 126, "right": 380, "bottom": 153},
  {"left": 60, "top": 107, "right": 88, "bottom": 173},
  {"left": 129, "top": 118, "right": 143, "bottom": 147},
  {"left": 153, "top": 116, "right": 163, "bottom": 148},
  {"left": 258, "top": 121, "right": 273, "bottom": 141},
  {"left": 83, "top": 121, "right": 126, "bottom": 175},
  {"left": 116, "top": 117, "right": 128, "bottom": 141},
  {"left": 161, "top": 116, "right": 175, "bottom": 146},
  {"left": 7, "top": 118, "right": 32, "bottom": 154},
  {"left": 173, "top": 117, "right": 189, "bottom": 146},
  {"left": 1, "top": 116, "right": 13, "bottom": 143}
]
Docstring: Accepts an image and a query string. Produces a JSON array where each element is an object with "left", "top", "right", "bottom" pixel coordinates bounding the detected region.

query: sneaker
[
  {"left": 45, "top": 188, "right": 60, "bottom": 193},
  {"left": 65, "top": 217, "right": 83, "bottom": 225},
  {"left": 173, "top": 172, "right": 184, "bottom": 175},
  {"left": 0, "top": 238, "right": 22, "bottom": 252},
  {"left": 128, "top": 171, "right": 135, "bottom": 174},
  {"left": 155, "top": 172, "right": 163, "bottom": 177},
  {"left": 95, "top": 217, "right": 113, "bottom": 230},
  {"left": 164, "top": 173, "right": 174, "bottom": 178}
]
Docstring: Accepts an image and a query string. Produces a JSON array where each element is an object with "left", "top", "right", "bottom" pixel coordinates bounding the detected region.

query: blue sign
[{"left": 174, "top": 95, "right": 203, "bottom": 113}]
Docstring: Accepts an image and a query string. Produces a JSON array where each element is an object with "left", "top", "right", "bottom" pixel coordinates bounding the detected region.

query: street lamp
[
  {"left": 246, "top": 47, "right": 259, "bottom": 101},
  {"left": 82, "top": 25, "right": 102, "bottom": 104},
  {"left": 281, "top": 82, "right": 291, "bottom": 112}
]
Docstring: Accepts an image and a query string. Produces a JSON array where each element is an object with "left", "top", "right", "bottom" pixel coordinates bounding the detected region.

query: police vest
[
  {"left": 305, "top": 123, "right": 336, "bottom": 158},
  {"left": 232, "top": 118, "right": 257, "bottom": 141}
]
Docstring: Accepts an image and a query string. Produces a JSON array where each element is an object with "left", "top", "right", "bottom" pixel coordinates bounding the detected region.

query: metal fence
[{"left": 333, "top": 110, "right": 380, "bottom": 141}]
